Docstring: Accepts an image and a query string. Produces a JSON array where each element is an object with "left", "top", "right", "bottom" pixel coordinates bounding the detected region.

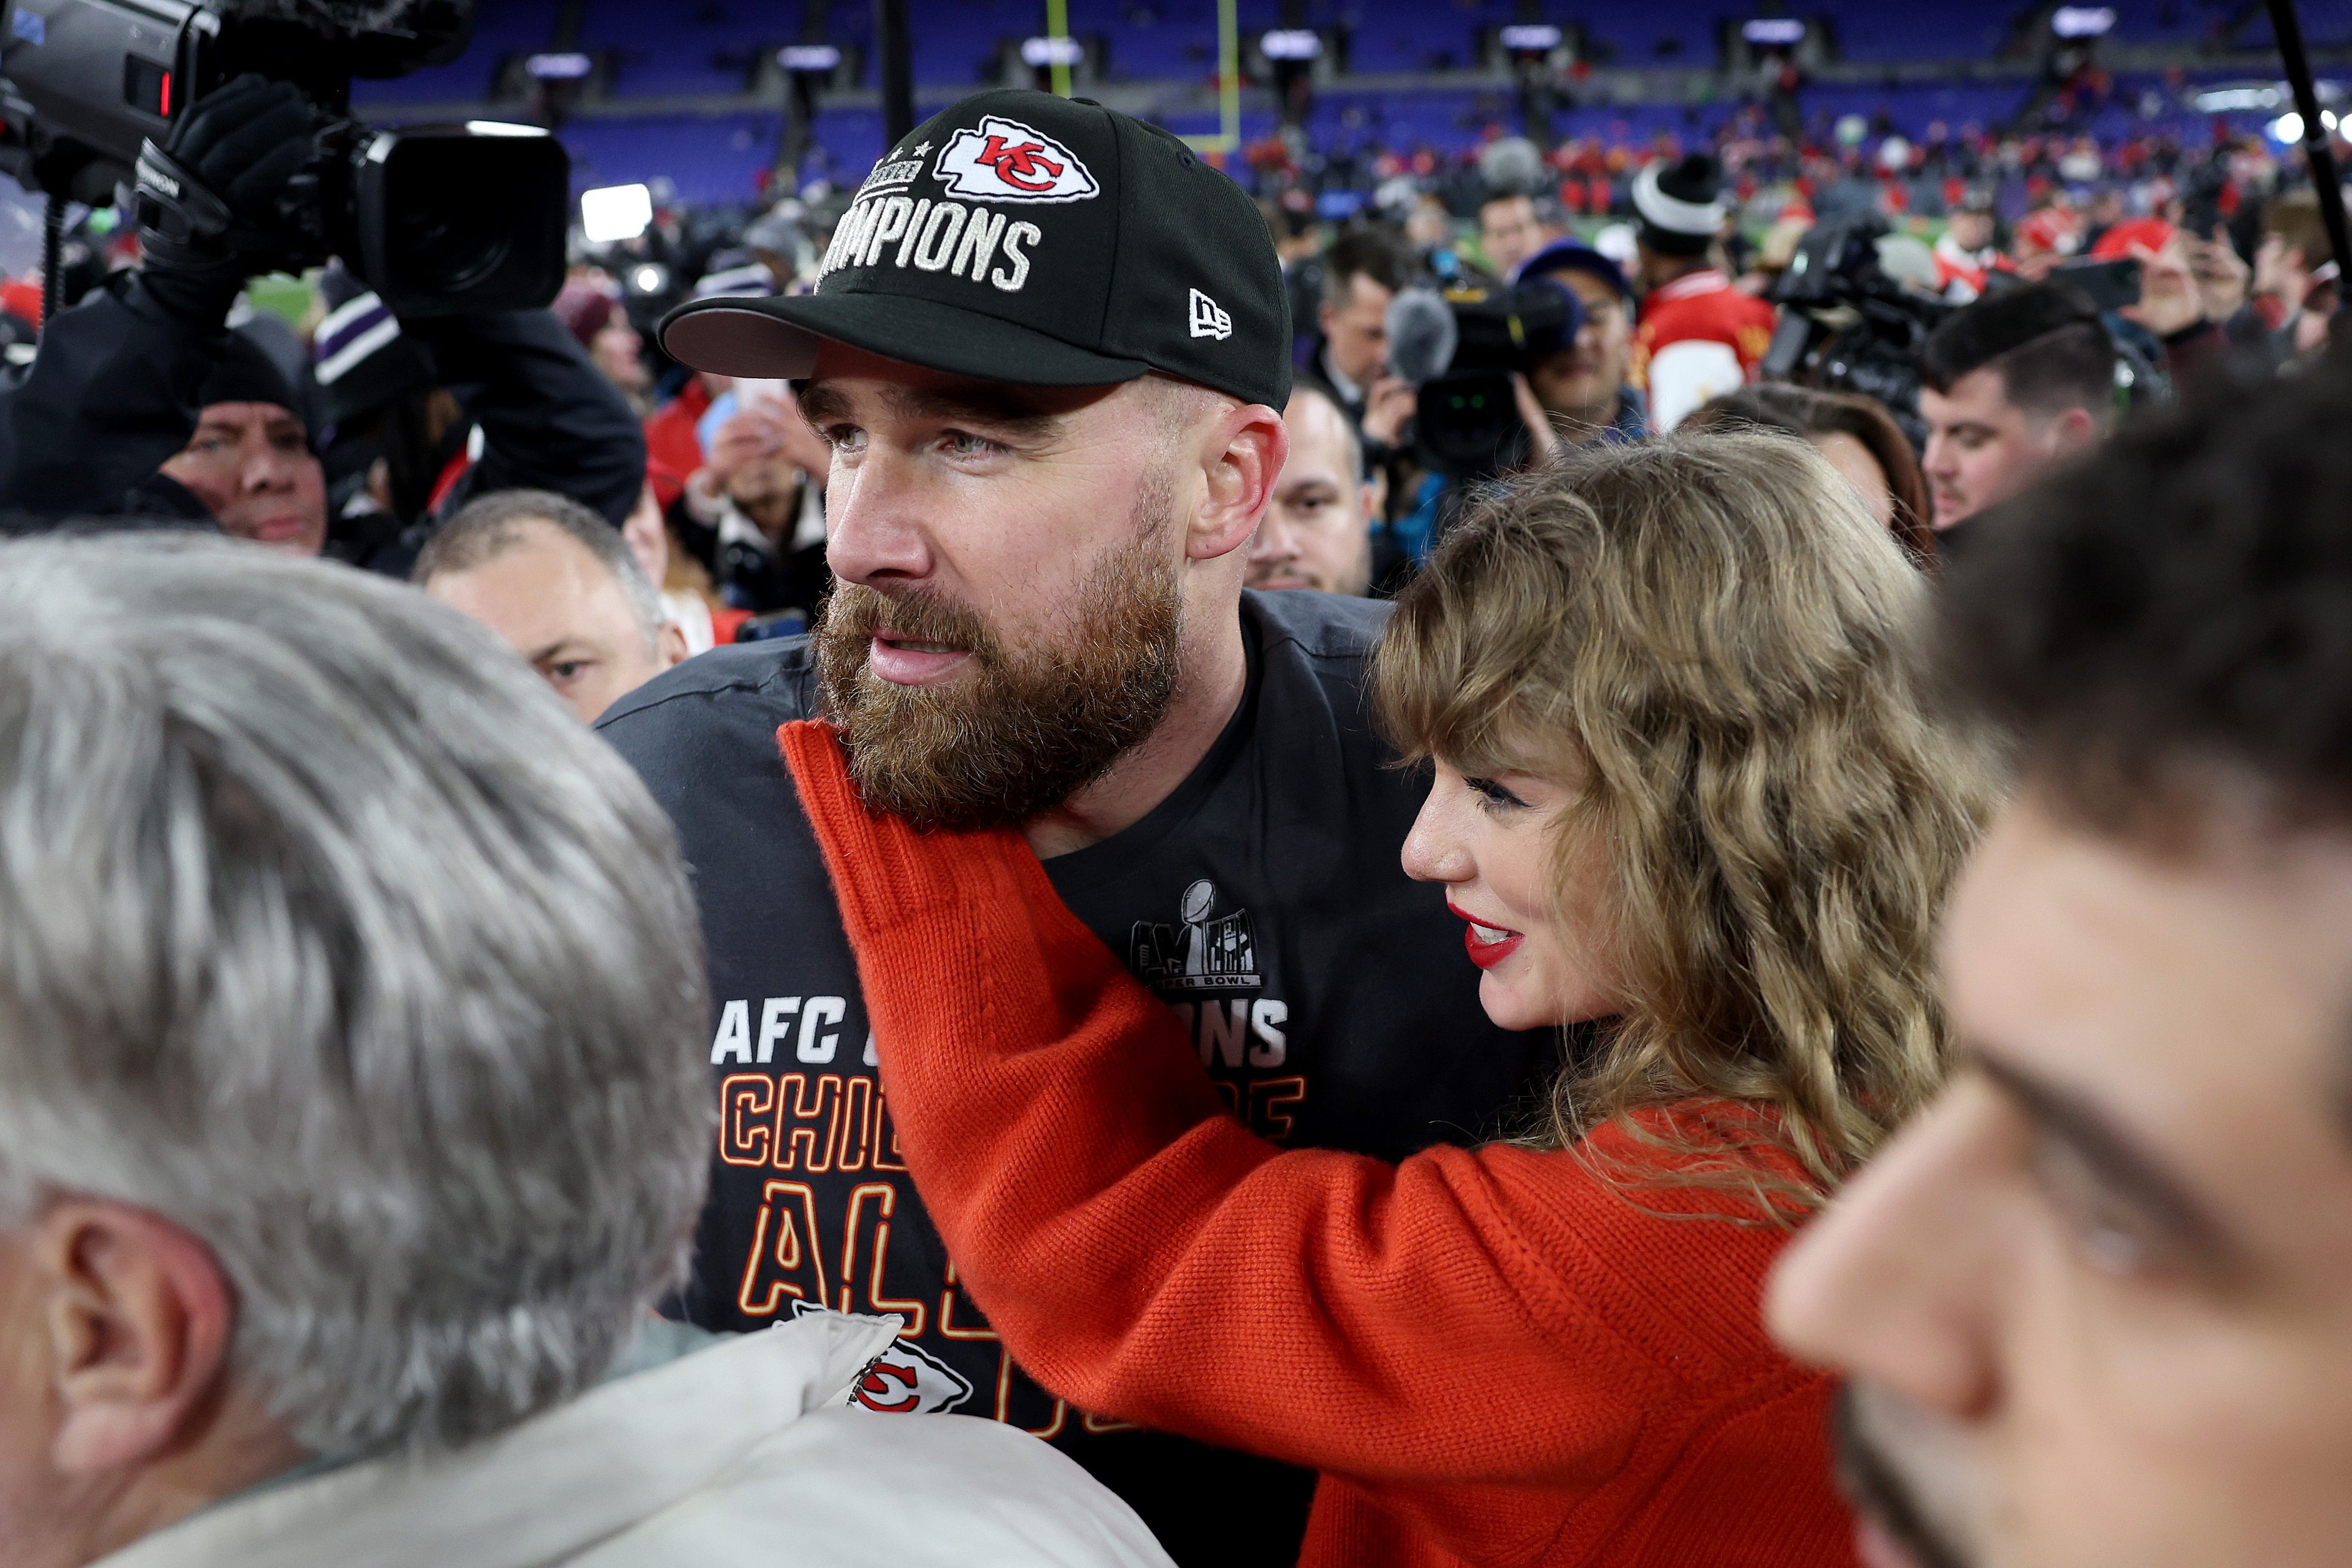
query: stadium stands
[{"left": 343, "top": 0, "right": 2350, "bottom": 213}]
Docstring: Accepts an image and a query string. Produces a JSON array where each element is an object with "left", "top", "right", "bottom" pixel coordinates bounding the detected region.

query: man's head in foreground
[
  {"left": 0, "top": 534, "right": 711, "bottom": 1566},
  {"left": 1768, "top": 365, "right": 2352, "bottom": 1568},
  {"left": 157, "top": 334, "right": 328, "bottom": 555},
  {"left": 1247, "top": 383, "right": 1375, "bottom": 595},
  {"left": 655, "top": 90, "right": 1291, "bottom": 833},
  {"left": 416, "top": 488, "right": 687, "bottom": 722},
  {"left": 1919, "top": 283, "right": 2116, "bottom": 531}
]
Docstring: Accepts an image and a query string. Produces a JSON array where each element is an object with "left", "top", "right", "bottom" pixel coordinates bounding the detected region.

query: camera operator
[
  {"left": 163, "top": 330, "right": 328, "bottom": 553},
  {"left": 1918, "top": 281, "right": 2118, "bottom": 538},
  {"left": 1518, "top": 239, "right": 1647, "bottom": 445},
  {"left": 0, "top": 76, "right": 645, "bottom": 559},
  {"left": 310, "top": 270, "right": 648, "bottom": 574},
  {"left": 1627, "top": 154, "right": 1777, "bottom": 432}
]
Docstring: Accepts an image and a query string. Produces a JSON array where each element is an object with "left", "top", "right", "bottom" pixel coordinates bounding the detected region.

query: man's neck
[
  {"left": 1662, "top": 257, "right": 1711, "bottom": 285},
  {"left": 30, "top": 1395, "right": 304, "bottom": 1567},
  {"left": 1022, "top": 604, "right": 1250, "bottom": 859}
]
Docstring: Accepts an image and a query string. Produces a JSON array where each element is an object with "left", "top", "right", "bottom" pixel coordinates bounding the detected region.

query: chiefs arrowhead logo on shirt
[{"left": 935, "top": 115, "right": 1101, "bottom": 204}]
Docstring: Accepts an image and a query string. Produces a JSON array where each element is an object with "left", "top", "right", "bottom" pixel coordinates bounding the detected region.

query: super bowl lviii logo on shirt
[
  {"left": 934, "top": 115, "right": 1101, "bottom": 204},
  {"left": 1131, "top": 879, "right": 1260, "bottom": 992}
]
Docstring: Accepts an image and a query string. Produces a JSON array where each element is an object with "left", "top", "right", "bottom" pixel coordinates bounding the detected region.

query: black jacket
[
  {"left": 0, "top": 274, "right": 224, "bottom": 522},
  {"left": 0, "top": 273, "right": 646, "bottom": 538}
]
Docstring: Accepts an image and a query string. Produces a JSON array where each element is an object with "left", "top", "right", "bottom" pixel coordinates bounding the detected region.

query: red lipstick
[{"left": 1448, "top": 902, "right": 1525, "bottom": 970}]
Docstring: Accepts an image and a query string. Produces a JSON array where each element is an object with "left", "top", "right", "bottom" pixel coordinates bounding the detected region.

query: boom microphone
[
  {"left": 1384, "top": 287, "right": 1459, "bottom": 385},
  {"left": 1478, "top": 136, "right": 1544, "bottom": 197}
]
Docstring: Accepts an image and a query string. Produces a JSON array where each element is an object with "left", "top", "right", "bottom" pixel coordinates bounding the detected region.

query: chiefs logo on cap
[{"left": 935, "top": 115, "right": 1101, "bottom": 204}]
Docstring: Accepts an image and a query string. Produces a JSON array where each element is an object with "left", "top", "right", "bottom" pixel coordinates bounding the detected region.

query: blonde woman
[{"left": 779, "top": 432, "right": 1993, "bottom": 1567}]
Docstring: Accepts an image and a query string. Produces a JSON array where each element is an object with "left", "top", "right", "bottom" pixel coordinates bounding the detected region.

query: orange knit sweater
[{"left": 781, "top": 721, "right": 1855, "bottom": 1568}]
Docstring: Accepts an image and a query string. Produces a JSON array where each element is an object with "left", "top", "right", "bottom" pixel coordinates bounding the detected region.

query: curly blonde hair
[{"left": 1375, "top": 431, "right": 1995, "bottom": 1214}]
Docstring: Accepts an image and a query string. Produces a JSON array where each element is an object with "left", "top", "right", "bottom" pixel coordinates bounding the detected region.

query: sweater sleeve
[{"left": 781, "top": 721, "right": 1804, "bottom": 1491}]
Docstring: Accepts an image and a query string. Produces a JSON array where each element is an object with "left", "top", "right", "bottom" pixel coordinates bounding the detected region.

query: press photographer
[
  {"left": 0, "top": 1, "right": 640, "bottom": 555},
  {"left": 1383, "top": 272, "right": 1586, "bottom": 483}
]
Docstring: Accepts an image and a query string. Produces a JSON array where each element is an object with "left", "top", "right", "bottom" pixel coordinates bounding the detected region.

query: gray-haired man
[{"left": 0, "top": 535, "right": 1168, "bottom": 1567}]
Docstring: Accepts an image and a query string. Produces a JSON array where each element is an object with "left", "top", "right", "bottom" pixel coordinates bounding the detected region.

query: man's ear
[
  {"left": 39, "top": 1201, "right": 236, "bottom": 1476},
  {"left": 2050, "top": 405, "right": 2099, "bottom": 456},
  {"left": 657, "top": 620, "right": 690, "bottom": 671},
  {"left": 1189, "top": 403, "right": 1290, "bottom": 564}
]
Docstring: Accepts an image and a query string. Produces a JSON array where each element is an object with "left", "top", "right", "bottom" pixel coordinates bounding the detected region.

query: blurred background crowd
[{"left": 4, "top": 0, "right": 2346, "bottom": 649}]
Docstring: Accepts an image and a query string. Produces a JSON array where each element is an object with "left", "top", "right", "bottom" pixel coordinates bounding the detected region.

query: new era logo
[
  {"left": 935, "top": 115, "right": 1101, "bottom": 204},
  {"left": 1189, "top": 289, "right": 1232, "bottom": 340}
]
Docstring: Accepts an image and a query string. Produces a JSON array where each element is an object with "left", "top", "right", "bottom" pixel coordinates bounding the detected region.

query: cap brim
[{"left": 658, "top": 291, "right": 1153, "bottom": 385}]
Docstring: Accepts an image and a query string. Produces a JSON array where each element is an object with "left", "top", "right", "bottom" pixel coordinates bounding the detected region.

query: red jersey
[
  {"left": 644, "top": 376, "right": 716, "bottom": 511},
  {"left": 1631, "top": 268, "right": 1778, "bottom": 431}
]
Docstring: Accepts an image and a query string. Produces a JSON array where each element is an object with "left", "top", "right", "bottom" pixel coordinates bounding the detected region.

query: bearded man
[{"left": 598, "top": 90, "right": 1539, "bottom": 1568}]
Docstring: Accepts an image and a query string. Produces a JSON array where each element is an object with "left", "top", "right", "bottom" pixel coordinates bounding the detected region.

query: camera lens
[
  {"left": 381, "top": 137, "right": 511, "bottom": 294},
  {"left": 353, "top": 125, "right": 568, "bottom": 316}
]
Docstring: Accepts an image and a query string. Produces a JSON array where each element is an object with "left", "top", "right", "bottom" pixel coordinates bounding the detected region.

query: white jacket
[{"left": 102, "top": 1311, "right": 1173, "bottom": 1567}]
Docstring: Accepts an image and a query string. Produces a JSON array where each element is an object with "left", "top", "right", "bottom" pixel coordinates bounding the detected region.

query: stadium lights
[
  {"left": 2195, "top": 84, "right": 2286, "bottom": 112},
  {"left": 2270, "top": 109, "right": 2340, "bottom": 143},
  {"left": 1260, "top": 28, "right": 1323, "bottom": 60},
  {"left": 580, "top": 183, "right": 655, "bottom": 244},
  {"left": 523, "top": 51, "right": 595, "bottom": 81},
  {"left": 2050, "top": 7, "right": 2116, "bottom": 39},
  {"left": 1020, "top": 35, "right": 1085, "bottom": 67},
  {"left": 778, "top": 44, "right": 843, "bottom": 72},
  {"left": 1498, "top": 23, "right": 1564, "bottom": 52},
  {"left": 1740, "top": 18, "right": 1807, "bottom": 46}
]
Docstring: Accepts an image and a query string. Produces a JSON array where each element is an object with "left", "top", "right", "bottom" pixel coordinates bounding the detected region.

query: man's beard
[
  {"left": 1834, "top": 1384, "right": 1975, "bottom": 1568},
  {"left": 813, "top": 474, "right": 1185, "bottom": 832}
]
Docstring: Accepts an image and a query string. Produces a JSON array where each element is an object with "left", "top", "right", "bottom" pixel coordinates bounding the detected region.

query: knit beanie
[
  {"left": 199, "top": 329, "right": 300, "bottom": 413},
  {"left": 311, "top": 267, "right": 438, "bottom": 432},
  {"left": 1634, "top": 154, "right": 1727, "bottom": 257},
  {"left": 553, "top": 280, "right": 618, "bottom": 347}
]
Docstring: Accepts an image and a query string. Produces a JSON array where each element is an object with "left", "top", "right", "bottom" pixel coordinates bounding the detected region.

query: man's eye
[
  {"left": 942, "top": 430, "right": 1002, "bottom": 458},
  {"left": 546, "top": 661, "right": 588, "bottom": 684},
  {"left": 821, "top": 425, "right": 864, "bottom": 453},
  {"left": 2028, "top": 1131, "right": 2174, "bottom": 1281}
]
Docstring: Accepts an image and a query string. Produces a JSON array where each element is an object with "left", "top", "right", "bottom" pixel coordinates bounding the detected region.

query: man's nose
[
  {"left": 823, "top": 446, "right": 933, "bottom": 587},
  {"left": 246, "top": 447, "right": 298, "bottom": 494},
  {"left": 1249, "top": 512, "right": 1300, "bottom": 565}
]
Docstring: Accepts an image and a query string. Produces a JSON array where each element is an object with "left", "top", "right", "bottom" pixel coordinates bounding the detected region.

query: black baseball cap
[{"left": 659, "top": 89, "right": 1291, "bottom": 409}]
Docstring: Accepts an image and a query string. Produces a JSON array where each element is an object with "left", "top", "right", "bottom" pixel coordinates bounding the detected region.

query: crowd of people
[{"left": 3, "top": 65, "right": 2352, "bottom": 1568}]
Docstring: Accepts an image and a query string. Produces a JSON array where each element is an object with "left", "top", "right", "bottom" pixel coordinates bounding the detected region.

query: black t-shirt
[{"left": 600, "top": 588, "right": 1551, "bottom": 1566}]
